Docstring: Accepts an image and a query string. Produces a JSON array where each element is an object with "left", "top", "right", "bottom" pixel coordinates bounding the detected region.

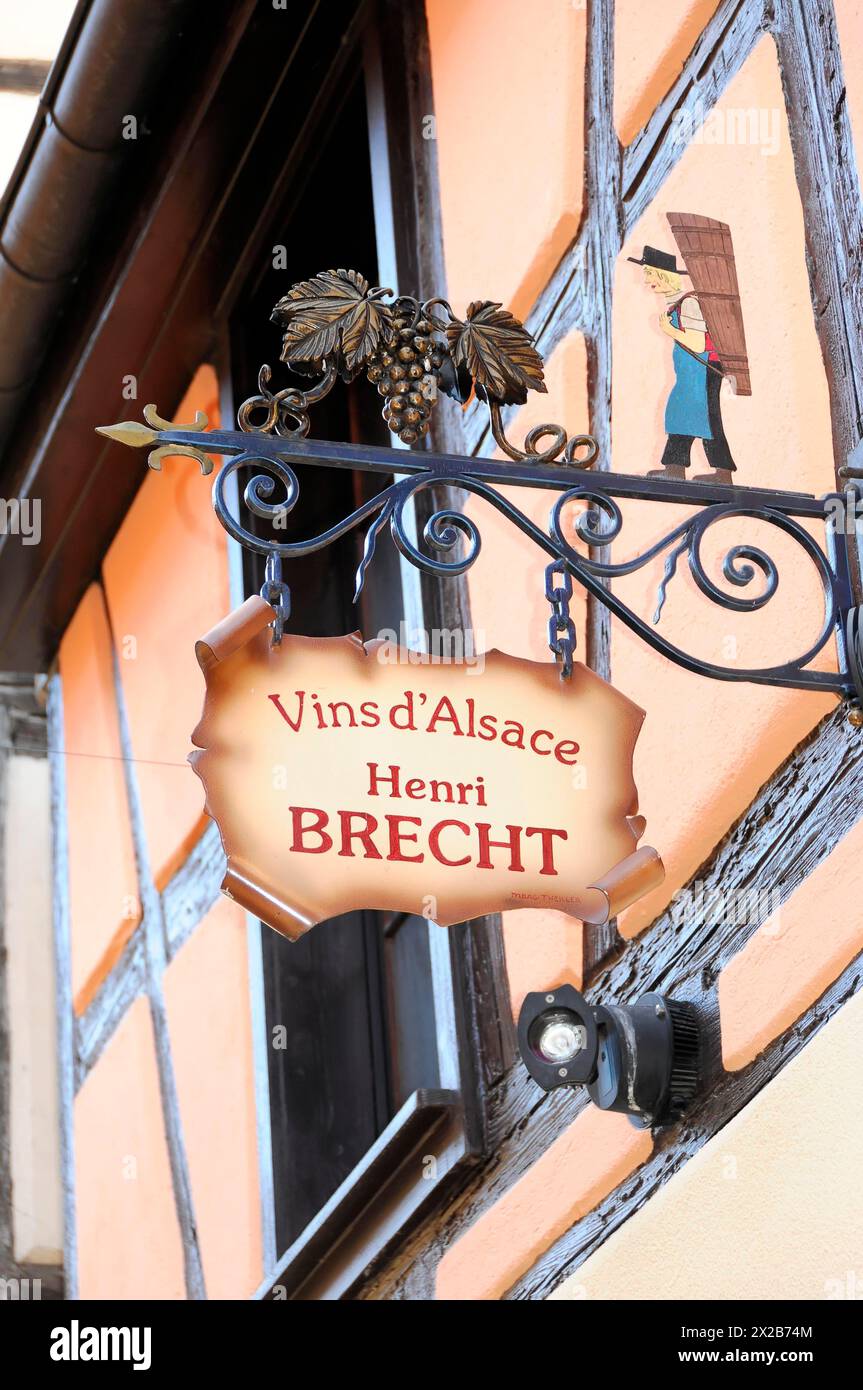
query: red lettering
[
  {"left": 427, "top": 695, "right": 464, "bottom": 736},
  {"left": 529, "top": 728, "right": 554, "bottom": 755},
  {"left": 385, "top": 814, "right": 424, "bottom": 863},
  {"left": 500, "top": 720, "right": 526, "bottom": 749},
  {"left": 338, "top": 810, "right": 381, "bottom": 859},
  {"left": 327, "top": 700, "right": 357, "bottom": 728},
  {"left": 268, "top": 692, "right": 304, "bottom": 730},
  {"left": 359, "top": 700, "right": 380, "bottom": 728},
  {"left": 428, "top": 819, "right": 471, "bottom": 867},
  {"left": 367, "top": 763, "right": 400, "bottom": 797},
  {"left": 525, "top": 825, "right": 568, "bottom": 875},
  {"left": 289, "top": 806, "right": 332, "bottom": 854},
  {"left": 476, "top": 822, "right": 524, "bottom": 872},
  {"left": 390, "top": 693, "right": 416, "bottom": 730}
]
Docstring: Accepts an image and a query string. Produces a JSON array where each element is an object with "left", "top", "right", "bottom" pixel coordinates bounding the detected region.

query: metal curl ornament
[
  {"left": 237, "top": 362, "right": 338, "bottom": 437},
  {"left": 212, "top": 452, "right": 301, "bottom": 556},
  {"left": 390, "top": 476, "right": 481, "bottom": 578},
  {"left": 549, "top": 489, "right": 838, "bottom": 657},
  {"left": 489, "top": 402, "right": 599, "bottom": 467},
  {"left": 689, "top": 524, "right": 778, "bottom": 614},
  {"left": 96, "top": 279, "right": 863, "bottom": 709}
]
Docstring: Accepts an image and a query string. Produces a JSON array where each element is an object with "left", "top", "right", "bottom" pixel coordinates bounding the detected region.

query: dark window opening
[{"left": 228, "top": 76, "right": 444, "bottom": 1256}]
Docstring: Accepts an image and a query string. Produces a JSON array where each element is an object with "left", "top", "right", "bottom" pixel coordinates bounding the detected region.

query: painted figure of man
[{"left": 629, "top": 245, "right": 736, "bottom": 483}]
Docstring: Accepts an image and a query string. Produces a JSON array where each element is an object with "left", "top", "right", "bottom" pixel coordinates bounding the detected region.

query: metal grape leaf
[
  {"left": 271, "top": 268, "right": 393, "bottom": 376},
  {"left": 446, "top": 300, "right": 547, "bottom": 405},
  {"left": 438, "top": 354, "right": 474, "bottom": 406}
]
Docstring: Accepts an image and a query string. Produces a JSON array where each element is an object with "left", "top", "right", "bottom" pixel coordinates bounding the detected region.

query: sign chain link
[
  {"left": 260, "top": 552, "right": 291, "bottom": 645},
  {"left": 545, "top": 559, "right": 576, "bottom": 680}
]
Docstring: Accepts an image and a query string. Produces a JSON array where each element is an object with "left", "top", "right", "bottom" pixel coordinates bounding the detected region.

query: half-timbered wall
[
  {"left": 49, "top": 366, "right": 265, "bottom": 1299},
  {"left": 358, "top": 0, "right": 863, "bottom": 1300},
  {"left": 42, "top": 0, "right": 863, "bottom": 1302}
]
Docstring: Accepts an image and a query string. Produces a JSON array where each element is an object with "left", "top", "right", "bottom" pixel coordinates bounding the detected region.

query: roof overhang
[{"left": 0, "top": 0, "right": 368, "bottom": 670}]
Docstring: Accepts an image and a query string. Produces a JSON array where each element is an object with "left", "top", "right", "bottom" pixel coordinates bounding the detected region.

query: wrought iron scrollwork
[
  {"left": 389, "top": 477, "right": 481, "bottom": 580},
  {"left": 95, "top": 403, "right": 861, "bottom": 696},
  {"left": 209, "top": 455, "right": 481, "bottom": 604},
  {"left": 211, "top": 451, "right": 300, "bottom": 553},
  {"left": 197, "top": 435, "right": 854, "bottom": 692},
  {"left": 95, "top": 271, "right": 863, "bottom": 702},
  {"left": 545, "top": 489, "right": 841, "bottom": 684}
]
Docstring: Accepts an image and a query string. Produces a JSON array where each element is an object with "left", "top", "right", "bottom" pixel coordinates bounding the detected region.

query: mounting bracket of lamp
[{"left": 96, "top": 269, "right": 863, "bottom": 706}]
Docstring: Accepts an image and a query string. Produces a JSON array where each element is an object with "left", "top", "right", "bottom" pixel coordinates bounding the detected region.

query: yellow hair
[{"left": 644, "top": 266, "right": 682, "bottom": 293}]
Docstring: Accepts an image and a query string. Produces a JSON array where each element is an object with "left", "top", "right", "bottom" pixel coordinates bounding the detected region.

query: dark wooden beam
[
  {"left": 772, "top": 0, "right": 863, "bottom": 485},
  {"left": 621, "top": 0, "right": 768, "bottom": 231},
  {"left": 358, "top": 687, "right": 863, "bottom": 1299},
  {"left": 581, "top": 0, "right": 619, "bottom": 971}
]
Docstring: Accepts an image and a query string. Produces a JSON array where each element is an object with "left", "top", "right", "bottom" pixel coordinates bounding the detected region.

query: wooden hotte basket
[{"left": 667, "top": 211, "right": 752, "bottom": 396}]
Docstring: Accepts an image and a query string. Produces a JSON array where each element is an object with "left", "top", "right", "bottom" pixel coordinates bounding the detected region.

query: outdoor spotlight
[{"left": 518, "top": 983, "right": 702, "bottom": 1128}]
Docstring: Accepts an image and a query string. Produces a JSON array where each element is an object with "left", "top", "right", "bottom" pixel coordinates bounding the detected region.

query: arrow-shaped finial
[{"left": 95, "top": 420, "right": 159, "bottom": 448}]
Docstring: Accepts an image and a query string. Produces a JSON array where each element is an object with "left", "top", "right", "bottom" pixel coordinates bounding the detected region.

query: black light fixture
[{"left": 517, "top": 984, "right": 702, "bottom": 1128}]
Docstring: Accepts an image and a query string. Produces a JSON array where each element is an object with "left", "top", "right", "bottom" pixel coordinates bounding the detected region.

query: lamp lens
[{"left": 533, "top": 1011, "right": 587, "bottom": 1064}]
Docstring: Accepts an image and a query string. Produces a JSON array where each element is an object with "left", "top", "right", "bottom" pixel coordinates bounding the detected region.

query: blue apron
[{"left": 664, "top": 305, "right": 712, "bottom": 439}]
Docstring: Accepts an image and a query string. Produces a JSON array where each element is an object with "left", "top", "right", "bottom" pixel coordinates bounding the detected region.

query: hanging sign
[{"left": 190, "top": 598, "right": 664, "bottom": 938}]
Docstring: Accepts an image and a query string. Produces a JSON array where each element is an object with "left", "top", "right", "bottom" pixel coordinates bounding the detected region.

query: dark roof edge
[
  {"left": 0, "top": 0, "right": 91, "bottom": 228},
  {"left": 0, "top": 0, "right": 203, "bottom": 451}
]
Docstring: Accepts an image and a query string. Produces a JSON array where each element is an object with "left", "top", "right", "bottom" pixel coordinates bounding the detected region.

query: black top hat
[{"left": 627, "top": 245, "right": 689, "bottom": 274}]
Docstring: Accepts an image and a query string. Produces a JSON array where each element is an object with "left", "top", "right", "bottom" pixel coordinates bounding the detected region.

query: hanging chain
[
  {"left": 545, "top": 559, "right": 576, "bottom": 680},
  {"left": 260, "top": 552, "right": 291, "bottom": 646}
]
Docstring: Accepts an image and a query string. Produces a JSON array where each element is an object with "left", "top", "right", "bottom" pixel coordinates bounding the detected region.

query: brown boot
[
  {"left": 646, "top": 464, "right": 686, "bottom": 480},
  {"left": 691, "top": 469, "right": 734, "bottom": 485}
]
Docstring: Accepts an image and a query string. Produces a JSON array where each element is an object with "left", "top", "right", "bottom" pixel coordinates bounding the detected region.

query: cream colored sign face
[{"left": 190, "top": 598, "right": 664, "bottom": 938}]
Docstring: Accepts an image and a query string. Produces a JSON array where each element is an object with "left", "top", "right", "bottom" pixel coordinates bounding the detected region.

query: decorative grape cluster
[
  {"left": 271, "top": 270, "right": 548, "bottom": 451},
  {"left": 365, "top": 298, "right": 448, "bottom": 445}
]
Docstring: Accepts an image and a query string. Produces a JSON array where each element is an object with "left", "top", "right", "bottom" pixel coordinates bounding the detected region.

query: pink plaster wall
[
  {"left": 614, "top": 0, "right": 722, "bottom": 145},
  {"left": 75, "top": 998, "right": 186, "bottom": 1299},
  {"left": 60, "top": 583, "right": 140, "bottom": 1014},
  {"left": 719, "top": 816, "right": 863, "bottom": 1070},
  {"left": 103, "top": 366, "right": 231, "bottom": 890},
  {"left": 164, "top": 897, "right": 263, "bottom": 1299},
  {"left": 426, "top": 0, "right": 585, "bottom": 320},
  {"left": 436, "top": 1105, "right": 652, "bottom": 1299}
]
